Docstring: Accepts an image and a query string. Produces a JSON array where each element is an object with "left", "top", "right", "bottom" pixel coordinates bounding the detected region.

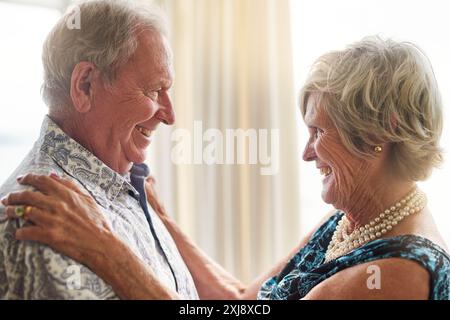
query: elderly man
[{"left": 0, "top": 1, "right": 198, "bottom": 299}]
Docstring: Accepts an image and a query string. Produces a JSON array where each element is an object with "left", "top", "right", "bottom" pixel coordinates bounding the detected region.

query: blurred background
[{"left": 0, "top": 0, "right": 449, "bottom": 283}]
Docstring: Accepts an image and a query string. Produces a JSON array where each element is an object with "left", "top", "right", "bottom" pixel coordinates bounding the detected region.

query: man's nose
[
  {"left": 302, "top": 142, "right": 317, "bottom": 162},
  {"left": 157, "top": 93, "right": 175, "bottom": 125}
]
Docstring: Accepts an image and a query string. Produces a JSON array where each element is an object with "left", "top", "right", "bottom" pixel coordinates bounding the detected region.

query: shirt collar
[{"left": 37, "top": 115, "right": 142, "bottom": 202}]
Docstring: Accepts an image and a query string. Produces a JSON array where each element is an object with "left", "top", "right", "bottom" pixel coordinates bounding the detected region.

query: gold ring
[
  {"left": 15, "top": 206, "right": 25, "bottom": 217},
  {"left": 25, "top": 206, "right": 33, "bottom": 215}
]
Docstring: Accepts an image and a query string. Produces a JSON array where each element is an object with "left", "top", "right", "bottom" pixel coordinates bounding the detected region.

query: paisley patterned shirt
[
  {"left": 258, "top": 211, "right": 450, "bottom": 300},
  {"left": 0, "top": 116, "right": 198, "bottom": 299}
]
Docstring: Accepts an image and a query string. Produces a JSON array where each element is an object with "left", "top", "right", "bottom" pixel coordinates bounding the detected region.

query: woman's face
[{"left": 302, "top": 93, "right": 383, "bottom": 210}]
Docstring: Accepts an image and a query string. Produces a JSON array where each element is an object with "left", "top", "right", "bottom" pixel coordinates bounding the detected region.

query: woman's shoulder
[
  {"left": 306, "top": 234, "right": 450, "bottom": 300},
  {"left": 304, "top": 253, "right": 431, "bottom": 299},
  {"left": 303, "top": 209, "right": 450, "bottom": 300},
  {"left": 386, "top": 208, "right": 449, "bottom": 252}
]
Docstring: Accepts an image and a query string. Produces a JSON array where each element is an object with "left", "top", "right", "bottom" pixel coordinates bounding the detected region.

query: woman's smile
[{"left": 319, "top": 166, "right": 332, "bottom": 178}]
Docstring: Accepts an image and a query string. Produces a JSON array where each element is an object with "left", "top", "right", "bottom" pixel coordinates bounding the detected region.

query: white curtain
[{"left": 149, "top": 0, "right": 302, "bottom": 282}]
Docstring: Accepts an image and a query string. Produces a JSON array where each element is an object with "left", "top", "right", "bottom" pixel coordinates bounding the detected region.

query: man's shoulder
[
  {"left": 0, "top": 148, "right": 67, "bottom": 238},
  {"left": 0, "top": 149, "right": 64, "bottom": 198},
  {"left": 0, "top": 223, "right": 117, "bottom": 299}
]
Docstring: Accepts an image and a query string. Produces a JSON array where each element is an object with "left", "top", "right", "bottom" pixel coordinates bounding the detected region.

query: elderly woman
[{"left": 2, "top": 36, "right": 450, "bottom": 300}]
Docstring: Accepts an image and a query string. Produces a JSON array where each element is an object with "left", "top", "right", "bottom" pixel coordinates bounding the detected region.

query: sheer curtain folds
[{"left": 149, "top": 0, "right": 302, "bottom": 282}]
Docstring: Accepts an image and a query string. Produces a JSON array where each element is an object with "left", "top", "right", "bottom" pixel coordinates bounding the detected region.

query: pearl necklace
[{"left": 324, "top": 188, "right": 427, "bottom": 263}]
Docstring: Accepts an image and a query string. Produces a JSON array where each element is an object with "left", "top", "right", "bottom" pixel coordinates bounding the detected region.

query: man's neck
[{"left": 47, "top": 112, "right": 131, "bottom": 175}]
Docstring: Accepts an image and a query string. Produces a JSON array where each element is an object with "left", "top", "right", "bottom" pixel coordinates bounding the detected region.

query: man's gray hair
[{"left": 42, "top": 0, "right": 169, "bottom": 110}]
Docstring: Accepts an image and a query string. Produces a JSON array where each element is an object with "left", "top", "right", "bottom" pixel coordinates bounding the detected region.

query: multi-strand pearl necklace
[{"left": 324, "top": 187, "right": 427, "bottom": 263}]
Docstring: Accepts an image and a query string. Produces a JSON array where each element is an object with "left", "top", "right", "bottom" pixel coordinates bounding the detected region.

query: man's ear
[{"left": 70, "top": 61, "right": 98, "bottom": 113}]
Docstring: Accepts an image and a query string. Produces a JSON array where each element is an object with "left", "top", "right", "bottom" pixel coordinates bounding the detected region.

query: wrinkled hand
[{"left": 1, "top": 173, "right": 114, "bottom": 267}]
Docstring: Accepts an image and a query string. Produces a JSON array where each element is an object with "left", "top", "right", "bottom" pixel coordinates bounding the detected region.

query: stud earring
[{"left": 374, "top": 146, "right": 382, "bottom": 153}]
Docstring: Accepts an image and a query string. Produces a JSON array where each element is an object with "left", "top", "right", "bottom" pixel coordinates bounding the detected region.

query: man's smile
[{"left": 136, "top": 125, "right": 152, "bottom": 138}]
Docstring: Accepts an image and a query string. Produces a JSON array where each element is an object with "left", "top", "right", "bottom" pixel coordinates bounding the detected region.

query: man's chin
[
  {"left": 122, "top": 152, "right": 147, "bottom": 171},
  {"left": 130, "top": 157, "right": 146, "bottom": 166},
  {"left": 130, "top": 151, "right": 148, "bottom": 165}
]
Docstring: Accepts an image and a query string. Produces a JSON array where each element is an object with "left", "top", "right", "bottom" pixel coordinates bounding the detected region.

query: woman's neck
[{"left": 341, "top": 178, "right": 416, "bottom": 233}]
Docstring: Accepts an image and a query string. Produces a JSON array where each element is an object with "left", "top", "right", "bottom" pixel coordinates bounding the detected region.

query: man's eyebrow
[
  {"left": 144, "top": 82, "right": 163, "bottom": 91},
  {"left": 162, "top": 76, "right": 173, "bottom": 87},
  {"left": 150, "top": 77, "right": 172, "bottom": 89}
]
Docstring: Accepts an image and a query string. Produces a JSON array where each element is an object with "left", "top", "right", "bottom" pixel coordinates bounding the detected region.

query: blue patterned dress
[{"left": 258, "top": 211, "right": 450, "bottom": 300}]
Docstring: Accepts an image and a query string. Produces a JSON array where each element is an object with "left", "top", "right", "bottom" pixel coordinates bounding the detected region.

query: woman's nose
[{"left": 302, "top": 142, "right": 317, "bottom": 162}]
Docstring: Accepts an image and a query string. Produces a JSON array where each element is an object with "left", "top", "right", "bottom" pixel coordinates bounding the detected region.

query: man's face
[{"left": 88, "top": 30, "right": 175, "bottom": 174}]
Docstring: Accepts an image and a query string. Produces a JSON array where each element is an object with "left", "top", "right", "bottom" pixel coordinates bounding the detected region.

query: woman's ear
[{"left": 70, "top": 61, "right": 98, "bottom": 113}]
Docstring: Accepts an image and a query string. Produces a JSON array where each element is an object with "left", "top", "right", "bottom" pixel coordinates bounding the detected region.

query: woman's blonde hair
[{"left": 300, "top": 36, "right": 443, "bottom": 181}]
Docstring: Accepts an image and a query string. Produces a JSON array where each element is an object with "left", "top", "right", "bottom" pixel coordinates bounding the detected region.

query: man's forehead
[
  {"left": 132, "top": 31, "right": 174, "bottom": 85},
  {"left": 134, "top": 29, "right": 171, "bottom": 60}
]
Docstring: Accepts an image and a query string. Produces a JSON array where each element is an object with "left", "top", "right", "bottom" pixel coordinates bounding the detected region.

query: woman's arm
[
  {"left": 154, "top": 212, "right": 334, "bottom": 299},
  {"left": 155, "top": 212, "right": 307, "bottom": 299},
  {"left": 145, "top": 177, "right": 336, "bottom": 299}
]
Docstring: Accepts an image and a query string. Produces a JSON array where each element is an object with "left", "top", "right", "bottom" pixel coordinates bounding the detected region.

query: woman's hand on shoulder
[{"left": 1, "top": 172, "right": 117, "bottom": 268}]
